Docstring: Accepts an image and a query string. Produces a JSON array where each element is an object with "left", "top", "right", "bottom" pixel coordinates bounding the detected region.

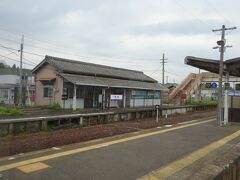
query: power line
[
  {"left": 0, "top": 43, "right": 19, "bottom": 53},
  {"left": 0, "top": 35, "right": 20, "bottom": 44},
  {"left": 0, "top": 32, "right": 160, "bottom": 64},
  {"left": 0, "top": 42, "right": 161, "bottom": 72},
  {"left": 203, "top": 0, "right": 234, "bottom": 26},
  {"left": 0, "top": 43, "right": 45, "bottom": 58},
  {"left": 0, "top": 43, "right": 37, "bottom": 66},
  {"left": 172, "top": 0, "right": 212, "bottom": 29},
  {"left": 1, "top": 51, "right": 16, "bottom": 57},
  {"left": 1, "top": 43, "right": 163, "bottom": 69},
  {"left": 23, "top": 42, "right": 160, "bottom": 63},
  {"left": 0, "top": 38, "right": 161, "bottom": 64},
  {"left": 165, "top": 70, "right": 182, "bottom": 77},
  {"left": 0, "top": 25, "right": 163, "bottom": 62},
  {"left": 0, "top": 54, "right": 34, "bottom": 66},
  {"left": 149, "top": 65, "right": 162, "bottom": 76}
]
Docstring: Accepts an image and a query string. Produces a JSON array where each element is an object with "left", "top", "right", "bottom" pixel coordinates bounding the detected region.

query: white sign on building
[{"left": 110, "top": 94, "right": 123, "bottom": 100}]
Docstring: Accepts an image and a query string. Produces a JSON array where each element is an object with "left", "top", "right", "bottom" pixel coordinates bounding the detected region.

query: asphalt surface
[{"left": 0, "top": 118, "right": 240, "bottom": 180}]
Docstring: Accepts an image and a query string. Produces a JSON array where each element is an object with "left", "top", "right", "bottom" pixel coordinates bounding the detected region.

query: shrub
[
  {"left": 0, "top": 106, "right": 24, "bottom": 116},
  {"left": 47, "top": 103, "right": 62, "bottom": 110},
  {"left": 187, "top": 100, "right": 217, "bottom": 106}
]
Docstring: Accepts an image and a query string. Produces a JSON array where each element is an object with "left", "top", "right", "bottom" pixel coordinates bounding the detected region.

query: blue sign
[{"left": 211, "top": 82, "right": 217, "bottom": 89}]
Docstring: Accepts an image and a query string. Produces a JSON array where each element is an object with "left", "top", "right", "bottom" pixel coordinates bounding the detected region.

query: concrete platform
[{"left": 0, "top": 117, "right": 239, "bottom": 180}]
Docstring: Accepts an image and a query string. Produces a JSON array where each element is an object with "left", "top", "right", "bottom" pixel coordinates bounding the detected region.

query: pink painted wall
[{"left": 35, "top": 64, "right": 63, "bottom": 106}]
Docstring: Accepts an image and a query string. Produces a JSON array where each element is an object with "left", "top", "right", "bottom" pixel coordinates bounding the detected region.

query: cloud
[{"left": 0, "top": 0, "right": 239, "bottom": 83}]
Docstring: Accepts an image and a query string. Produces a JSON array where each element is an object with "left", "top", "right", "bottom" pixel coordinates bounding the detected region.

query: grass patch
[
  {"left": 187, "top": 100, "right": 217, "bottom": 106},
  {"left": 47, "top": 103, "right": 62, "bottom": 110},
  {"left": 0, "top": 106, "right": 24, "bottom": 116}
]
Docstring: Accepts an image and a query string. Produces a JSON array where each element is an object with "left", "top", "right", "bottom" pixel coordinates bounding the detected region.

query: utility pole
[
  {"left": 160, "top": 53, "right": 167, "bottom": 85},
  {"left": 19, "top": 34, "right": 24, "bottom": 106},
  {"left": 212, "top": 25, "right": 236, "bottom": 126}
]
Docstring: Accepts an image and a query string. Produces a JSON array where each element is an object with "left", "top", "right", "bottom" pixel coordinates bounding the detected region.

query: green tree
[{"left": 0, "top": 62, "right": 5, "bottom": 68}]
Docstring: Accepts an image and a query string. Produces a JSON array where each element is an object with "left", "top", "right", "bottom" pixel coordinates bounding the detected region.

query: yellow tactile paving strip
[
  {"left": 139, "top": 128, "right": 240, "bottom": 179},
  {"left": 0, "top": 118, "right": 213, "bottom": 172},
  {"left": 17, "top": 162, "right": 49, "bottom": 173}
]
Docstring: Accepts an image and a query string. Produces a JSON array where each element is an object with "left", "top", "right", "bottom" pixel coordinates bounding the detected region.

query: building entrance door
[{"left": 84, "top": 87, "right": 93, "bottom": 108}]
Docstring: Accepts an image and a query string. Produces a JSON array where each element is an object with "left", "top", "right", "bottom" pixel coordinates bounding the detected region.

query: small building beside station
[
  {"left": 0, "top": 67, "right": 35, "bottom": 105},
  {"left": 32, "top": 55, "right": 167, "bottom": 109}
]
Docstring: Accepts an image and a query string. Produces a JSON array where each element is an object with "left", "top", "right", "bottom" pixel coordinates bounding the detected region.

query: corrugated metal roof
[
  {"left": 39, "top": 55, "right": 156, "bottom": 83},
  {"left": 164, "top": 83, "right": 178, "bottom": 89},
  {"left": 185, "top": 56, "right": 240, "bottom": 77},
  {"left": 60, "top": 73, "right": 166, "bottom": 91}
]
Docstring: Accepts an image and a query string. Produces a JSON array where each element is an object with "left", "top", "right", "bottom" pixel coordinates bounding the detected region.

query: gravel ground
[{"left": 0, "top": 110, "right": 216, "bottom": 157}]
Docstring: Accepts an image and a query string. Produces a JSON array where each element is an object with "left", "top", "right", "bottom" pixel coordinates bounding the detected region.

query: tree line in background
[{"left": 0, "top": 62, "right": 17, "bottom": 69}]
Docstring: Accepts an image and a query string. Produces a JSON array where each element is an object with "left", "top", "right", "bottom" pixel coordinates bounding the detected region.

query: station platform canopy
[{"left": 185, "top": 56, "right": 240, "bottom": 77}]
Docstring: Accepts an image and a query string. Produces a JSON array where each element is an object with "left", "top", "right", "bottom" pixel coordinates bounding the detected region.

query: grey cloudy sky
[{"left": 0, "top": 0, "right": 239, "bottom": 83}]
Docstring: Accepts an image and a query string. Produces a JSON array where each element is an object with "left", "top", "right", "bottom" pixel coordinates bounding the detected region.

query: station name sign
[{"left": 110, "top": 94, "right": 123, "bottom": 100}]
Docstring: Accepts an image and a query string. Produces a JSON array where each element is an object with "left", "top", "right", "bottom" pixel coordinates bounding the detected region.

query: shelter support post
[
  {"left": 123, "top": 89, "right": 126, "bottom": 108},
  {"left": 73, "top": 84, "right": 77, "bottom": 110},
  {"left": 92, "top": 87, "right": 95, "bottom": 108},
  {"left": 102, "top": 89, "right": 106, "bottom": 109}
]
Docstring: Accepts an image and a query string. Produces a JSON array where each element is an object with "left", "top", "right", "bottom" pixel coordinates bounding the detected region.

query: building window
[
  {"left": 21, "top": 75, "right": 28, "bottom": 81},
  {"left": 131, "top": 90, "right": 146, "bottom": 99},
  {"left": 43, "top": 87, "right": 53, "bottom": 97},
  {"left": 0, "top": 89, "right": 8, "bottom": 99}
]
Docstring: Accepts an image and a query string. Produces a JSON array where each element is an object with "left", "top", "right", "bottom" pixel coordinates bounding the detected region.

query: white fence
[{"left": 130, "top": 99, "right": 161, "bottom": 107}]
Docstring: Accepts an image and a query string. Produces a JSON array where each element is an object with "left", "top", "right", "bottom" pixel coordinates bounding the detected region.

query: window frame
[{"left": 43, "top": 86, "right": 53, "bottom": 98}]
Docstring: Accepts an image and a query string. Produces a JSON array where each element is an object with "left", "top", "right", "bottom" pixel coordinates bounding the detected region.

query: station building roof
[
  {"left": 33, "top": 55, "right": 156, "bottom": 83},
  {"left": 33, "top": 55, "right": 167, "bottom": 91},
  {"left": 60, "top": 73, "right": 167, "bottom": 91}
]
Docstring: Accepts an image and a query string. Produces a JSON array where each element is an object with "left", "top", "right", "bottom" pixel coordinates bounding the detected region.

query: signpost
[
  {"left": 211, "top": 82, "right": 217, "bottom": 89},
  {"left": 155, "top": 105, "right": 159, "bottom": 123},
  {"left": 205, "top": 83, "right": 212, "bottom": 88},
  {"left": 224, "top": 82, "right": 230, "bottom": 90}
]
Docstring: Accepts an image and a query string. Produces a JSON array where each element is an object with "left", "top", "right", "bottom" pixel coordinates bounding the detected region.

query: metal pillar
[
  {"left": 224, "top": 72, "right": 229, "bottom": 125},
  {"left": 8, "top": 89, "right": 11, "bottom": 104},
  {"left": 156, "top": 105, "right": 159, "bottom": 123},
  {"left": 19, "top": 35, "right": 24, "bottom": 106},
  {"left": 212, "top": 25, "right": 237, "bottom": 126}
]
